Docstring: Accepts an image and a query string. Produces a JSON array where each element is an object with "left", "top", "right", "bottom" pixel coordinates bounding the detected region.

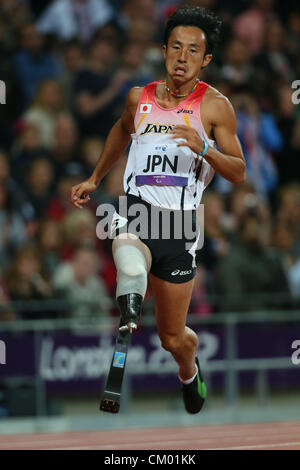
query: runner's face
[{"left": 163, "top": 26, "right": 212, "bottom": 84}]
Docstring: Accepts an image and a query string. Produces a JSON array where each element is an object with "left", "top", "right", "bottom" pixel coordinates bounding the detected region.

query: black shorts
[{"left": 111, "top": 194, "right": 199, "bottom": 284}]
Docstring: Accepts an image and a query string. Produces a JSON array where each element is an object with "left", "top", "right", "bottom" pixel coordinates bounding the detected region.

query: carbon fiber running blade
[{"left": 100, "top": 322, "right": 132, "bottom": 414}]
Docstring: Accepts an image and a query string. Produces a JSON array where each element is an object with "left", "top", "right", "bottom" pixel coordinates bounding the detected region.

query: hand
[
  {"left": 170, "top": 125, "right": 204, "bottom": 155},
  {"left": 71, "top": 180, "right": 97, "bottom": 209}
]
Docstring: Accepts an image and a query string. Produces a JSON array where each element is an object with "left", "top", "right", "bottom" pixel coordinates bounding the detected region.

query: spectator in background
[
  {"left": 97, "top": 155, "right": 127, "bottom": 208},
  {"left": 120, "top": 0, "right": 156, "bottom": 31},
  {"left": 229, "top": 89, "right": 282, "bottom": 198},
  {"left": 0, "top": 15, "right": 24, "bottom": 146},
  {"left": 0, "top": 270, "right": 14, "bottom": 322},
  {"left": 95, "top": 22, "right": 124, "bottom": 46},
  {"left": 60, "top": 39, "right": 84, "bottom": 107},
  {"left": 61, "top": 208, "right": 116, "bottom": 294},
  {"left": 126, "top": 17, "right": 157, "bottom": 52},
  {"left": 196, "top": 190, "right": 229, "bottom": 279},
  {"left": 215, "top": 210, "right": 291, "bottom": 312},
  {"left": 0, "top": 183, "right": 27, "bottom": 270},
  {"left": 233, "top": 0, "right": 278, "bottom": 54},
  {"left": 5, "top": 245, "right": 53, "bottom": 320},
  {"left": 115, "top": 3, "right": 163, "bottom": 81},
  {"left": 80, "top": 137, "right": 104, "bottom": 178},
  {"left": 0, "top": 0, "right": 31, "bottom": 39},
  {"left": 120, "top": 0, "right": 157, "bottom": 52},
  {"left": 288, "top": 258, "right": 300, "bottom": 302},
  {"left": 36, "top": 219, "right": 63, "bottom": 278},
  {"left": 116, "top": 41, "right": 154, "bottom": 104},
  {"left": 286, "top": 10, "right": 300, "bottom": 73},
  {"left": 16, "top": 157, "right": 54, "bottom": 220},
  {"left": 0, "top": 151, "right": 11, "bottom": 186},
  {"left": 10, "top": 123, "right": 46, "bottom": 183},
  {"left": 227, "top": 182, "right": 271, "bottom": 239},
  {"left": 47, "top": 163, "right": 86, "bottom": 221},
  {"left": 271, "top": 217, "right": 299, "bottom": 304},
  {"left": 22, "top": 79, "right": 64, "bottom": 149},
  {"left": 221, "top": 37, "right": 255, "bottom": 86},
  {"left": 73, "top": 36, "right": 129, "bottom": 138},
  {"left": 276, "top": 184, "right": 300, "bottom": 253},
  {"left": 37, "top": 0, "right": 114, "bottom": 43},
  {"left": 52, "top": 244, "right": 112, "bottom": 318},
  {"left": 50, "top": 113, "right": 79, "bottom": 180},
  {"left": 189, "top": 267, "right": 212, "bottom": 317},
  {"left": 275, "top": 85, "right": 300, "bottom": 185},
  {"left": 80, "top": 144, "right": 127, "bottom": 208},
  {"left": 61, "top": 208, "right": 97, "bottom": 257},
  {"left": 254, "top": 20, "right": 295, "bottom": 92},
  {"left": 13, "top": 23, "right": 62, "bottom": 108}
]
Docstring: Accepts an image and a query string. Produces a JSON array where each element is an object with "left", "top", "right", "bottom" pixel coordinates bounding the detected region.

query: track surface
[{"left": 1, "top": 421, "right": 300, "bottom": 450}]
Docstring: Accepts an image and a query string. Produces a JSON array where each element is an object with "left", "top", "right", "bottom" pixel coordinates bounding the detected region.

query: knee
[
  {"left": 118, "top": 261, "right": 147, "bottom": 278},
  {"left": 160, "top": 334, "right": 183, "bottom": 353}
]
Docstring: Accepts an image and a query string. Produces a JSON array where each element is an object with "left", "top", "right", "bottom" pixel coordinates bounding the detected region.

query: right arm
[{"left": 71, "top": 87, "right": 142, "bottom": 209}]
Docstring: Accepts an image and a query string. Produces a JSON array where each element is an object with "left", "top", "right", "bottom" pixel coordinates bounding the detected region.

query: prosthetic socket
[
  {"left": 112, "top": 237, "right": 151, "bottom": 332},
  {"left": 117, "top": 293, "right": 143, "bottom": 332}
]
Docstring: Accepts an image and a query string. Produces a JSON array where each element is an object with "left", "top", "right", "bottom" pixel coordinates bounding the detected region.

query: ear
[
  {"left": 162, "top": 44, "right": 167, "bottom": 61},
  {"left": 201, "top": 54, "right": 213, "bottom": 69}
]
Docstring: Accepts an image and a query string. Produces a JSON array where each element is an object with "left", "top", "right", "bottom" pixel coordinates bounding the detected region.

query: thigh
[{"left": 149, "top": 273, "right": 194, "bottom": 337}]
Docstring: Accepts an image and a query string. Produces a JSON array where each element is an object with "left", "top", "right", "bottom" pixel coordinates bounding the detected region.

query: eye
[{"left": 190, "top": 49, "right": 197, "bottom": 54}]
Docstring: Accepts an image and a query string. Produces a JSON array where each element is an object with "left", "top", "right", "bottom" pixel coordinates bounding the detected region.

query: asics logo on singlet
[
  {"left": 171, "top": 269, "right": 192, "bottom": 276},
  {"left": 177, "top": 108, "right": 193, "bottom": 114}
]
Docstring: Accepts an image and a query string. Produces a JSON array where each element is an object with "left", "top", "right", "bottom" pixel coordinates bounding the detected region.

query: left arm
[{"left": 171, "top": 95, "right": 246, "bottom": 185}]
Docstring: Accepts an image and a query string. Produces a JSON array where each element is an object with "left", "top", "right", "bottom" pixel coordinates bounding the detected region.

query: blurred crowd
[{"left": 0, "top": 0, "right": 299, "bottom": 322}]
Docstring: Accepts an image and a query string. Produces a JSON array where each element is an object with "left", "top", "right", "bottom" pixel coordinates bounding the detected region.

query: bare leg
[{"left": 149, "top": 273, "right": 197, "bottom": 381}]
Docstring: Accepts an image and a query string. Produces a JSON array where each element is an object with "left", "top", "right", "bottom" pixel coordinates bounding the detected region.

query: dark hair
[{"left": 164, "top": 6, "right": 222, "bottom": 55}]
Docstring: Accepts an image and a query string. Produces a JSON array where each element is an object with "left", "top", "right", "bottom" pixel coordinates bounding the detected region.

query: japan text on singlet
[{"left": 123, "top": 80, "right": 216, "bottom": 210}]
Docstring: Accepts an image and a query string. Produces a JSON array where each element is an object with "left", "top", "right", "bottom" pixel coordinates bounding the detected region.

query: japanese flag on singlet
[{"left": 139, "top": 104, "right": 152, "bottom": 113}]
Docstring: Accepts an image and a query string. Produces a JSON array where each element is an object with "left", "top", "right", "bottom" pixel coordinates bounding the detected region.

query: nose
[{"left": 178, "top": 48, "right": 188, "bottom": 63}]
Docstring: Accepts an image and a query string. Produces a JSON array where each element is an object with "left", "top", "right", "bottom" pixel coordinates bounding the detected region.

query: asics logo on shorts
[{"left": 171, "top": 269, "right": 192, "bottom": 276}]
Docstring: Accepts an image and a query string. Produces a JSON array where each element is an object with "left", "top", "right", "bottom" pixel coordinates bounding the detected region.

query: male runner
[{"left": 71, "top": 6, "right": 246, "bottom": 414}]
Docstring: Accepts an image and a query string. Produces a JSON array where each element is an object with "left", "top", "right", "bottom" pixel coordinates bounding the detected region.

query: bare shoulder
[
  {"left": 203, "top": 85, "right": 236, "bottom": 125},
  {"left": 121, "top": 87, "right": 145, "bottom": 133},
  {"left": 126, "top": 86, "right": 144, "bottom": 108}
]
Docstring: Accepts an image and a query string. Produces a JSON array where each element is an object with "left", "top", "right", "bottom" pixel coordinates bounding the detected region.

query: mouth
[{"left": 174, "top": 66, "right": 186, "bottom": 76}]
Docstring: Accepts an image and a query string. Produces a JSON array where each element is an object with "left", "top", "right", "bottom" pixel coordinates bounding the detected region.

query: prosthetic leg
[
  {"left": 100, "top": 293, "right": 142, "bottom": 413},
  {"left": 100, "top": 235, "right": 150, "bottom": 413}
]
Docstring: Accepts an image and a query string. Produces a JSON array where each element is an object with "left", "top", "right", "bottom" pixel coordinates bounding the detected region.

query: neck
[{"left": 164, "top": 76, "right": 200, "bottom": 98}]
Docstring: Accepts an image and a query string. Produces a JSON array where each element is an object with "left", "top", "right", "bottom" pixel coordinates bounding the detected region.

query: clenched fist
[
  {"left": 71, "top": 180, "right": 97, "bottom": 209},
  {"left": 170, "top": 125, "right": 205, "bottom": 156}
]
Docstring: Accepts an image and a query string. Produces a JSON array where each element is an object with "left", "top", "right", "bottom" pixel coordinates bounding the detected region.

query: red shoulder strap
[
  {"left": 137, "top": 81, "right": 161, "bottom": 106},
  {"left": 187, "top": 80, "right": 209, "bottom": 104}
]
